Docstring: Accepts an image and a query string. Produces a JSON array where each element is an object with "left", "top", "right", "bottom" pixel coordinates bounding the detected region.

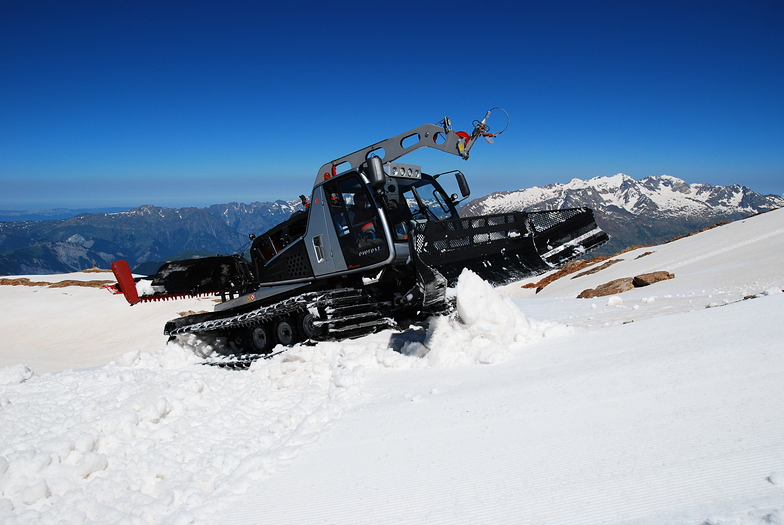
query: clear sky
[{"left": 2, "top": 0, "right": 783, "bottom": 210}]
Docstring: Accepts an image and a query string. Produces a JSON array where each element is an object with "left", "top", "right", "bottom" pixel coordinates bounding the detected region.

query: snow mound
[
  {"left": 769, "top": 471, "right": 784, "bottom": 485},
  {"left": 424, "top": 270, "right": 571, "bottom": 367},
  {"left": 0, "top": 364, "right": 34, "bottom": 386}
]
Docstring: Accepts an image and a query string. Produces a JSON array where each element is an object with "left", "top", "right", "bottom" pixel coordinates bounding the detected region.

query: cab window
[
  {"left": 324, "top": 175, "right": 388, "bottom": 268},
  {"left": 379, "top": 178, "right": 456, "bottom": 241}
]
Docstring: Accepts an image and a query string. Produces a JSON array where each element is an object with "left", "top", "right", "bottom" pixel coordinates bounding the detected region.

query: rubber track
[{"left": 170, "top": 289, "right": 395, "bottom": 367}]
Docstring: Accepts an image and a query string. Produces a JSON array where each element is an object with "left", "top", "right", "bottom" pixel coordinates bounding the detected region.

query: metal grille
[
  {"left": 286, "top": 253, "right": 309, "bottom": 279},
  {"left": 414, "top": 213, "right": 527, "bottom": 256},
  {"left": 526, "top": 208, "right": 587, "bottom": 234}
]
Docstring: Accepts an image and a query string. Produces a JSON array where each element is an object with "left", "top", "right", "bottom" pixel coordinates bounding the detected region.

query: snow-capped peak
[
  {"left": 464, "top": 174, "right": 783, "bottom": 218},
  {"left": 460, "top": 174, "right": 784, "bottom": 252}
]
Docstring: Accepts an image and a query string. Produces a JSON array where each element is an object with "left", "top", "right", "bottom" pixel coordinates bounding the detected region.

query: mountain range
[
  {"left": 0, "top": 175, "right": 781, "bottom": 275},
  {"left": 0, "top": 207, "right": 130, "bottom": 222},
  {"left": 459, "top": 174, "right": 784, "bottom": 255},
  {"left": 0, "top": 202, "right": 301, "bottom": 275}
]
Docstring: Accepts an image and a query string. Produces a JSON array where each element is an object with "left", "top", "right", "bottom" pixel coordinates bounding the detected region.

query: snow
[{"left": 1, "top": 209, "right": 783, "bottom": 524}]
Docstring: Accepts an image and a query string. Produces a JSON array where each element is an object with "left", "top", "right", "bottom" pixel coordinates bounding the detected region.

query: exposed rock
[
  {"left": 0, "top": 277, "right": 113, "bottom": 289},
  {"left": 0, "top": 277, "right": 37, "bottom": 286},
  {"left": 522, "top": 244, "right": 668, "bottom": 294},
  {"left": 521, "top": 257, "right": 610, "bottom": 292},
  {"left": 635, "top": 251, "right": 655, "bottom": 259},
  {"left": 578, "top": 271, "right": 676, "bottom": 298},
  {"left": 633, "top": 272, "right": 674, "bottom": 287},
  {"left": 83, "top": 266, "right": 113, "bottom": 273},
  {"left": 577, "top": 278, "right": 635, "bottom": 298},
  {"left": 48, "top": 280, "right": 114, "bottom": 289},
  {"left": 571, "top": 259, "right": 624, "bottom": 279},
  {"left": 179, "top": 310, "right": 211, "bottom": 317}
]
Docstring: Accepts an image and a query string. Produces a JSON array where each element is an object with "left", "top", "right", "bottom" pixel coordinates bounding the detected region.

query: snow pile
[
  {"left": 0, "top": 365, "right": 34, "bottom": 386},
  {"left": 424, "top": 270, "right": 570, "bottom": 367}
]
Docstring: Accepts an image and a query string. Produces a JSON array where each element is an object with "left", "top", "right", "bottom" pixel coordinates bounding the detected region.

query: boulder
[
  {"left": 577, "top": 277, "right": 635, "bottom": 298},
  {"left": 633, "top": 271, "right": 674, "bottom": 287}
]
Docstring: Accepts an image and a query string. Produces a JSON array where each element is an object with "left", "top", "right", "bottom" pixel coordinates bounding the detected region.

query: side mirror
[
  {"left": 456, "top": 171, "right": 470, "bottom": 198},
  {"left": 366, "top": 156, "right": 386, "bottom": 189}
]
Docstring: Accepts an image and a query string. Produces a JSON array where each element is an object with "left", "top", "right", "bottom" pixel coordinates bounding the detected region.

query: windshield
[
  {"left": 382, "top": 176, "right": 458, "bottom": 241},
  {"left": 395, "top": 177, "right": 457, "bottom": 222}
]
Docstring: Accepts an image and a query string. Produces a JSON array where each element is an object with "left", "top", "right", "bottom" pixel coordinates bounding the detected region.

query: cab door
[
  {"left": 323, "top": 174, "right": 390, "bottom": 269},
  {"left": 305, "top": 185, "right": 344, "bottom": 276}
]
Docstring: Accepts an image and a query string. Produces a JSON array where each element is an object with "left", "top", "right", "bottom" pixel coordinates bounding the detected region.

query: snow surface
[{"left": 1, "top": 209, "right": 783, "bottom": 524}]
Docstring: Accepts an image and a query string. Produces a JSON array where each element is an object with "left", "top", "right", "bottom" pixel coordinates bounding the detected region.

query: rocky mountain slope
[
  {"left": 460, "top": 174, "right": 784, "bottom": 255},
  {"left": 0, "top": 202, "right": 300, "bottom": 275},
  {"left": 206, "top": 200, "right": 301, "bottom": 237}
]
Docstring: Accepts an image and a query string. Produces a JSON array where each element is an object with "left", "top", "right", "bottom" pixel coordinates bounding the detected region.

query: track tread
[{"left": 170, "top": 288, "right": 396, "bottom": 365}]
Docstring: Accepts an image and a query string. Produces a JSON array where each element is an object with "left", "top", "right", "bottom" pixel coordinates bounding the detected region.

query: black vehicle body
[{"left": 110, "top": 110, "right": 608, "bottom": 355}]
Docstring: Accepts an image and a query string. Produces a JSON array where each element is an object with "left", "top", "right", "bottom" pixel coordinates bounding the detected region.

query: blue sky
[{"left": 1, "top": 0, "right": 782, "bottom": 210}]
